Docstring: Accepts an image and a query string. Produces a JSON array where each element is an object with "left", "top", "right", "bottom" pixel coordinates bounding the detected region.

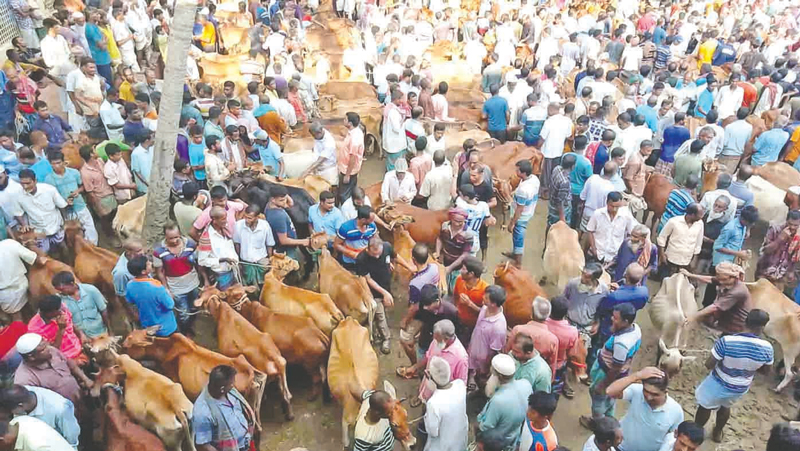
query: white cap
[
  {"left": 71, "top": 11, "right": 84, "bottom": 19},
  {"left": 394, "top": 157, "right": 408, "bottom": 173},
  {"left": 428, "top": 356, "right": 451, "bottom": 387},
  {"left": 491, "top": 354, "right": 516, "bottom": 377},
  {"left": 16, "top": 333, "right": 43, "bottom": 355},
  {"left": 253, "top": 129, "right": 268, "bottom": 141},
  {"left": 199, "top": 7, "right": 209, "bottom": 15}
]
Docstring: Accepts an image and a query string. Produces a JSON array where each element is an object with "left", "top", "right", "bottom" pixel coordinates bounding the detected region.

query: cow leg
[
  {"left": 280, "top": 372, "right": 294, "bottom": 421},
  {"left": 342, "top": 418, "right": 350, "bottom": 449},
  {"left": 320, "top": 364, "right": 332, "bottom": 403},
  {"left": 776, "top": 349, "right": 798, "bottom": 392}
]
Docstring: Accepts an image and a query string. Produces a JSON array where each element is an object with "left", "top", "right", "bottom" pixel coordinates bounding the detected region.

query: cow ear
[{"left": 383, "top": 380, "right": 398, "bottom": 400}]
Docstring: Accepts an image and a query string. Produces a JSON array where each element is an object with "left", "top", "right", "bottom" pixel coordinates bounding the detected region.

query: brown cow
[
  {"left": 753, "top": 162, "right": 800, "bottom": 192},
  {"left": 318, "top": 248, "right": 374, "bottom": 333},
  {"left": 374, "top": 202, "right": 450, "bottom": 246},
  {"left": 92, "top": 353, "right": 194, "bottom": 451},
  {"left": 99, "top": 385, "right": 168, "bottom": 451},
  {"left": 320, "top": 81, "right": 377, "bottom": 101},
  {"left": 24, "top": 245, "right": 75, "bottom": 302},
  {"left": 642, "top": 173, "right": 677, "bottom": 234},
  {"left": 493, "top": 262, "right": 547, "bottom": 327},
  {"left": 195, "top": 286, "right": 293, "bottom": 420},
  {"left": 328, "top": 317, "right": 415, "bottom": 450},
  {"left": 391, "top": 226, "right": 448, "bottom": 294},
  {"left": 260, "top": 254, "right": 344, "bottom": 336},
  {"left": 122, "top": 329, "right": 267, "bottom": 427},
  {"left": 216, "top": 284, "right": 331, "bottom": 400}
]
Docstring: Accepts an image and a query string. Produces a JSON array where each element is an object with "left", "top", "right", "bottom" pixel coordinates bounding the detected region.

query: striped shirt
[
  {"left": 711, "top": 333, "right": 774, "bottom": 393},
  {"left": 354, "top": 390, "right": 394, "bottom": 451},
  {"left": 598, "top": 324, "right": 641, "bottom": 376},
  {"left": 658, "top": 189, "right": 694, "bottom": 233}
]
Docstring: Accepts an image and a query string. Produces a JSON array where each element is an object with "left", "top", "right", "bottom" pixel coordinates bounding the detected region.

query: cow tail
[{"left": 179, "top": 409, "right": 195, "bottom": 451}]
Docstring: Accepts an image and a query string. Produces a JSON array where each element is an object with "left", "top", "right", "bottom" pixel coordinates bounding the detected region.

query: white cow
[
  {"left": 649, "top": 272, "right": 699, "bottom": 376},
  {"left": 746, "top": 175, "right": 788, "bottom": 224}
]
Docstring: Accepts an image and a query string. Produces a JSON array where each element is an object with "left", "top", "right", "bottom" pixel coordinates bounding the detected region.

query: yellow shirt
[
  {"left": 200, "top": 23, "right": 216, "bottom": 48},
  {"left": 697, "top": 39, "right": 717, "bottom": 69},
  {"left": 119, "top": 81, "right": 135, "bottom": 102},
  {"left": 785, "top": 126, "right": 800, "bottom": 164},
  {"left": 101, "top": 25, "right": 121, "bottom": 62}
]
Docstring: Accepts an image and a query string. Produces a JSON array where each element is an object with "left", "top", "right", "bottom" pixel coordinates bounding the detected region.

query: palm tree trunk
[{"left": 142, "top": 0, "right": 196, "bottom": 244}]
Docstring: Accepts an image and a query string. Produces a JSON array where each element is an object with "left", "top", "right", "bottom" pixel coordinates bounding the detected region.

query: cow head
[
  {"left": 657, "top": 339, "right": 696, "bottom": 378},
  {"left": 86, "top": 334, "right": 123, "bottom": 354},
  {"left": 493, "top": 261, "right": 514, "bottom": 284},
  {"left": 121, "top": 326, "right": 160, "bottom": 350},
  {"left": 568, "top": 335, "right": 589, "bottom": 382},
  {"left": 308, "top": 232, "right": 329, "bottom": 251},
  {"left": 195, "top": 284, "right": 258, "bottom": 311},
  {"left": 382, "top": 381, "right": 416, "bottom": 451},
  {"left": 63, "top": 220, "right": 84, "bottom": 245},
  {"left": 375, "top": 205, "right": 414, "bottom": 230},
  {"left": 269, "top": 253, "right": 300, "bottom": 280},
  {"left": 90, "top": 364, "right": 126, "bottom": 397}
]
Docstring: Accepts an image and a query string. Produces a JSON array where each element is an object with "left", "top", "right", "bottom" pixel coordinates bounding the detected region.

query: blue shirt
[
  {"left": 482, "top": 96, "right": 509, "bottom": 131},
  {"left": 566, "top": 152, "right": 592, "bottom": 195},
  {"left": 125, "top": 277, "right": 177, "bottom": 337},
  {"left": 477, "top": 379, "right": 533, "bottom": 451},
  {"left": 61, "top": 283, "right": 108, "bottom": 338},
  {"left": 592, "top": 144, "right": 609, "bottom": 174},
  {"left": 192, "top": 389, "right": 251, "bottom": 449},
  {"left": 711, "top": 333, "right": 774, "bottom": 393},
  {"left": 636, "top": 104, "right": 659, "bottom": 133},
  {"left": 265, "top": 207, "right": 296, "bottom": 253},
  {"left": 44, "top": 168, "right": 86, "bottom": 212},
  {"left": 112, "top": 254, "right": 134, "bottom": 296},
  {"left": 612, "top": 240, "right": 658, "bottom": 283},
  {"left": 694, "top": 87, "right": 715, "bottom": 118},
  {"left": 256, "top": 139, "right": 283, "bottom": 175},
  {"left": 596, "top": 285, "right": 649, "bottom": 338},
  {"left": 308, "top": 204, "right": 345, "bottom": 237},
  {"left": 84, "top": 23, "right": 111, "bottom": 65},
  {"left": 336, "top": 219, "right": 378, "bottom": 264},
  {"left": 652, "top": 27, "right": 666, "bottom": 45},
  {"left": 180, "top": 105, "right": 204, "bottom": 128},
  {"left": 727, "top": 181, "right": 754, "bottom": 217},
  {"left": 751, "top": 129, "right": 790, "bottom": 167},
  {"left": 30, "top": 159, "right": 53, "bottom": 182},
  {"left": 660, "top": 126, "right": 691, "bottom": 163},
  {"left": 658, "top": 188, "right": 694, "bottom": 232},
  {"left": 619, "top": 384, "right": 684, "bottom": 451},
  {"left": 0, "top": 148, "right": 22, "bottom": 179},
  {"left": 188, "top": 142, "right": 206, "bottom": 180},
  {"left": 713, "top": 219, "right": 747, "bottom": 266},
  {"left": 123, "top": 121, "right": 145, "bottom": 144},
  {"left": 598, "top": 324, "right": 642, "bottom": 375},
  {"left": 31, "top": 115, "right": 71, "bottom": 147},
  {"left": 130, "top": 145, "right": 153, "bottom": 193},
  {"left": 711, "top": 43, "right": 736, "bottom": 66}
]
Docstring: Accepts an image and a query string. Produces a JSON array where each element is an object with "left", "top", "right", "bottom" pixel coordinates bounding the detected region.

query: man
[
  {"left": 300, "top": 122, "right": 338, "bottom": 185},
  {"left": 253, "top": 129, "right": 283, "bottom": 178},
  {"left": 417, "top": 320, "right": 468, "bottom": 404},
  {"left": 564, "top": 263, "right": 609, "bottom": 344},
  {"left": 397, "top": 285, "right": 459, "bottom": 376},
  {"left": 381, "top": 157, "right": 416, "bottom": 204},
  {"left": 455, "top": 184, "right": 494, "bottom": 259},
  {"left": 125, "top": 255, "right": 178, "bottom": 337},
  {"left": 0, "top": 384, "right": 80, "bottom": 448},
  {"left": 756, "top": 209, "right": 800, "bottom": 289},
  {"left": 190, "top": 186, "right": 247, "bottom": 241},
  {"left": 477, "top": 354, "right": 533, "bottom": 451},
  {"left": 539, "top": 103, "right": 573, "bottom": 199},
  {"left": 452, "top": 256, "right": 488, "bottom": 336},
  {"left": 623, "top": 140, "right": 653, "bottom": 199},
  {"left": 435, "top": 208, "right": 473, "bottom": 293},
  {"left": 45, "top": 152, "right": 98, "bottom": 245},
  {"left": 579, "top": 162, "right": 617, "bottom": 232},
  {"left": 699, "top": 173, "right": 738, "bottom": 225},
  {"left": 308, "top": 190, "right": 345, "bottom": 242},
  {"left": 581, "top": 416, "right": 623, "bottom": 451},
  {"left": 693, "top": 310, "right": 773, "bottom": 442},
  {"left": 508, "top": 296, "right": 558, "bottom": 374},
  {"left": 0, "top": 237, "right": 43, "bottom": 321},
  {"left": 340, "top": 187, "right": 371, "bottom": 221},
  {"left": 749, "top": 116, "right": 790, "bottom": 167},
  {"left": 521, "top": 93, "right": 548, "bottom": 146},
  {"left": 718, "top": 108, "right": 753, "bottom": 174},
  {"left": 714, "top": 77, "right": 744, "bottom": 121},
  {"left": 659, "top": 421, "right": 705, "bottom": 451},
  {"left": 658, "top": 176, "right": 699, "bottom": 233},
  {"left": 466, "top": 285, "right": 507, "bottom": 394},
  {"left": 339, "top": 112, "right": 364, "bottom": 202},
  {"left": 13, "top": 169, "right": 68, "bottom": 254},
  {"left": 112, "top": 238, "right": 144, "bottom": 310},
  {"left": 383, "top": 90, "right": 407, "bottom": 171},
  {"left": 198, "top": 206, "right": 241, "bottom": 290},
  {"left": 700, "top": 205, "right": 758, "bottom": 305},
  {"left": 432, "top": 82, "right": 454, "bottom": 122},
  {"left": 423, "top": 356, "right": 469, "bottom": 451},
  {"left": 203, "top": 136, "right": 234, "bottom": 190},
  {"left": 334, "top": 205, "right": 377, "bottom": 270},
  {"left": 595, "top": 264, "right": 649, "bottom": 348},
  {"left": 482, "top": 84, "right": 510, "bottom": 143},
  {"left": 14, "top": 333, "right": 91, "bottom": 408},
  {"left": 420, "top": 150, "right": 452, "bottom": 211},
  {"left": 656, "top": 113, "right": 691, "bottom": 176},
  {"left": 509, "top": 332, "right": 552, "bottom": 394},
  {"left": 153, "top": 223, "right": 203, "bottom": 332},
  {"left": 658, "top": 203, "right": 705, "bottom": 275},
  {"left": 610, "top": 224, "right": 658, "bottom": 284},
  {"left": 266, "top": 186, "right": 311, "bottom": 263},
  {"left": 31, "top": 101, "right": 72, "bottom": 150},
  {"left": 404, "top": 107, "right": 426, "bottom": 154},
  {"left": 673, "top": 140, "right": 704, "bottom": 187},
  {"left": 504, "top": 160, "right": 539, "bottom": 267},
  {"left": 566, "top": 135, "right": 594, "bottom": 228},
  {"left": 587, "top": 192, "right": 638, "bottom": 265},
  {"left": 606, "top": 367, "right": 684, "bottom": 451},
  {"left": 683, "top": 261, "right": 752, "bottom": 335},
  {"left": 26, "top": 295, "right": 84, "bottom": 363},
  {"left": 130, "top": 130, "right": 154, "bottom": 195},
  {"left": 192, "top": 365, "right": 255, "bottom": 451},
  {"left": 0, "top": 416, "right": 74, "bottom": 451},
  {"left": 350, "top": 387, "right": 398, "bottom": 451},
  {"left": 519, "top": 392, "right": 559, "bottom": 451},
  {"left": 693, "top": 77, "right": 717, "bottom": 118},
  {"left": 581, "top": 303, "right": 641, "bottom": 428},
  {"left": 51, "top": 271, "right": 111, "bottom": 340},
  {"left": 68, "top": 58, "right": 105, "bottom": 137},
  {"left": 548, "top": 154, "right": 575, "bottom": 228},
  {"left": 233, "top": 204, "right": 275, "bottom": 287}
]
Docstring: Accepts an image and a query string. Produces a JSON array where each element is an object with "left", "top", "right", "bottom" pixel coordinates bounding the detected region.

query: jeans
[
  {"left": 96, "top": 64, "right": 113, "bottom": 86},
  {"left": 512, "top": 218, "right": 530, "bottom": 254},
  {"left": 173, "top": 288, "right": 199, "bottom": 330}
]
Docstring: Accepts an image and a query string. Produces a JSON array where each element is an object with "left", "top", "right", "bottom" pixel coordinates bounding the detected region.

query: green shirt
[
  {"left": 672, "top": 153, "right": 703, "bottom": 188},
  {"left": 61, "top": 283, "right": 108, "bottom": 338},
  {"left": 96, "top": 140, "right": 132, "bottom": 161},
  {"left": 513, "top": 354, "right": 552, "bottom": 393}
]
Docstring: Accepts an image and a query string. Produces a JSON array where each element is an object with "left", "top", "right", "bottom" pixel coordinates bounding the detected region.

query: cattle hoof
[{"left": 285, "top": 413, "right": 295, "bottom": 421}]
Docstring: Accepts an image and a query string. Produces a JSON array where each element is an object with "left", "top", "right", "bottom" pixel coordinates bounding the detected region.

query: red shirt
[
  {"left": 739, "top": 82, "right": 758, "bottom": 108},
  {"left": 28, "top": 306, "right": 83, "bottom": 359},
  {"left": 509, "top": 321, "right": 559, "bottom": 378},
  {"left": 454, "top": 276, "right": 488, "bottom": 328},
  {"left": 0, "top": 321, "right": 27, "bottom": 358},
  {"left": 545, "top": 318, "right": 579, "bottom": 371}
]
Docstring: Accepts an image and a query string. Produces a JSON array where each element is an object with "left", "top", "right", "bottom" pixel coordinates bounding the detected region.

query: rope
[
  {"left": 239, "top": 261, "right": 272, "bottom": 270},
  {"left": 228, "top": 293, "right": 249, "bottom": 311}
]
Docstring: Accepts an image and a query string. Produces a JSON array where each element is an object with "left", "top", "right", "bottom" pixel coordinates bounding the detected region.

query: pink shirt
[
  {"left": 467, "top": 306, "right": 507, "bottom": 375},
  {"left": 192, "top": 200, "right": 246, "bottom": 235},
  {"left": 419, "top": 337, "right": 469, "bottom": 400},
  {"left": 509, "top": 321, "right": 559, "bottom": 379},
  {"left": 409, "top": 154, "right": 433, "bottom": 192},
  {"left": 27, "top": 306, "right": 82, "bottom": 359},
  {"left": 545, "top": 318, "right": 579, "bottom": 371}
]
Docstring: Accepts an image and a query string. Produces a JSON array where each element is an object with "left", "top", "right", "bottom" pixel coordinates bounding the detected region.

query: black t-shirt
[
  {"left": 355, "top": 243, "right": 394, "bottom": 297},
  {"left": 414, "top": 301, "right": 459, "bottom": 349}
]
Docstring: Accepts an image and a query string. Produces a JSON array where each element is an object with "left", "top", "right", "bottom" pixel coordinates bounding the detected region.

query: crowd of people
[{"left": 0, "top": 0, "right": 799, "bottom": 449}]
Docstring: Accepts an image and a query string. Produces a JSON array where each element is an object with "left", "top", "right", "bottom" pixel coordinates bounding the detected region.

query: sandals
[
  {"left": 409, "top": 396, "right": 422, "bottom": 408},
  {"left": 396, "top": 366, "right": 416, "bottom": 380},
  {"left": 380, "top": 340, "right": 391, "bottom": 355},
  {"left": 562, "top": 386, "right": 575, "bottom": 399}
]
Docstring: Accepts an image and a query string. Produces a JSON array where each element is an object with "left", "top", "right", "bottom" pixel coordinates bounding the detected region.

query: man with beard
[
  {"left": 509, "top": 333, "right": 552, "bottom": 394},
  {"left": 697, "top": 196, "right": 732, "bottom": 273},
  {"left": 477, "top": 354, "right": 533, "bottom": 451},
  {"left": 756, "top": 209, "right": 800, "bottom": 290},
  {"left": 563, "top": 262, "right": 609, "bottom": 365},
  {"left": 610, "top": 224, "right": 658, "bottom": 284},
  {"left": 423, "top": 356, "right": 469, "bottom": 451},
  {"left": 416, "top": 319, "right": 468, "bottom": 404}
]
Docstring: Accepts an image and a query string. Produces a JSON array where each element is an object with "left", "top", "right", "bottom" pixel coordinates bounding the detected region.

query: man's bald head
[
  {"left": 210, "top": 206, "right": 226, "bottom": 219},
  {"left": 603, "top": 161, "right": 618, "bottom": 178},
  {"left": 625, "top": 263, "right": 645, "bottom": 285}
]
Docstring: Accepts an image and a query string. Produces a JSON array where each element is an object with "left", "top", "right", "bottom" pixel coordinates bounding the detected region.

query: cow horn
[
  {"left": 658, "top": 338, "right": 669, "bottom": 354},
  {"left": 503, "top": 261, "right": 510, "bottom": 273}
]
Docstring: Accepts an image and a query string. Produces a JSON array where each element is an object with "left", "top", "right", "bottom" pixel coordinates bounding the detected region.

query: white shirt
[
  {"left": 0, "top": 178, "right": 24, "bottom": 223},
  {"left": 404, "top": 119, "right": 426, "bottom": 152},
  {"left": 381, "top": 171, "right": 417, "bottom": 204},
  {"left": 10, "top": 416, "right": 74, "bottom": 451},
  {"left": 587, "top": 206, "right": 639, "bottom": 262},
  {"left": 431, "top": 94, "right": 452, "bottom": 121},
  {"left": 99, "top": 100, "right": 125, "bottom": 142},
  {"left": 341, "top": 196, "right": 371, "bottom": 221},
  {"left": 426, "top": 135, "right": 446, "bottom": 157},
  {"left": 455, "top": 197, "right": 491, "bottom": 252},
  {"left": 513, "top": 175, "right": 540, "bottom": 220},
  {"left": 540, "top": 114, "right": 574, "bottom": 159},
  {"left": 580, "top": 175, "right": 615, "bottom": 218},
  {"left": 13, "top": 183, "right": 67, "bottom": 236},
  {"left": 233, "top": 218, "right": 275, "bottom": 263},
  {"left": 700, "top": 189, "right": 737, "bottom": 224},
  {"left": 423, "top": 379, "right": 469, "bottom": 451},
  {"left": 383, "top": 106, "right": 406, "bottom": 154},
  {"left": 312, "top": 130, "right": 338, "bottom": 172},
  {"left": 714, "top": 85, "right": 744, "bottom": 120},
  {"left": 110, "top": 17, "right": 135, "bottom": 52},
  {"left": 198, "top": 226, "right": 239, "bottom": 273},
  {"left": 589, "top": 81, "right": 617, "bottom": 104},
  {"left": 621, "top": 46, "right": 643, "bottom": 71},
  {"left": 420, "top": 164, "right": 453, "bottom": 211},
  {"left": 272, "top": 98, "right": 297, "bottom": 127},
  {"left": 623, "top": 126, "right": 654, "bottom": 166},
  {"left": 0, "top": 239, "right": 37, "bottom": 290},
  {"left": 40, "top": 34, "right": 75, "bottom": 77}
]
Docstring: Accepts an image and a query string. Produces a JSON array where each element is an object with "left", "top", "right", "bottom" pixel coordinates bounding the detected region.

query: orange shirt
[{"left": 454, "top": 276, "right": 488, "bottom": 328}]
